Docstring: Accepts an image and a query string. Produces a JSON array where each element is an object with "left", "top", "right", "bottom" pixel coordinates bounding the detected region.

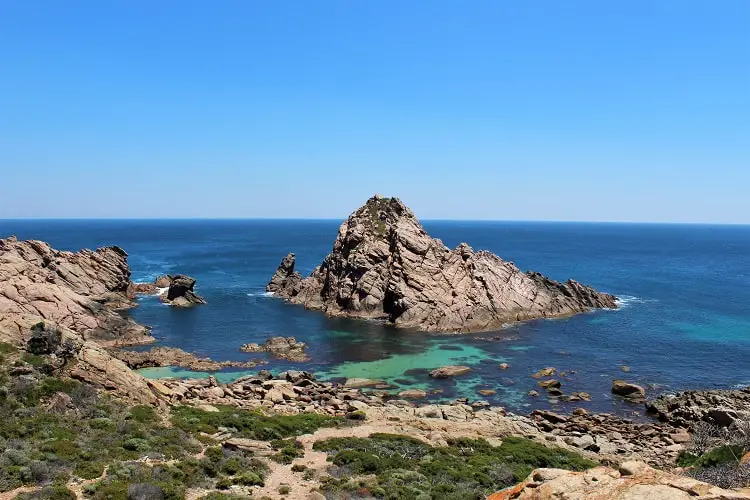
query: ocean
[{"left": 3, "top": 219, "right": 749, "bottom": 417}]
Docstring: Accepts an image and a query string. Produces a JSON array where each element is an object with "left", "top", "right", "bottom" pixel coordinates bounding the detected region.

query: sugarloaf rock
[{"left": 267, "top": 196, "right": 617, "bottom": 333}]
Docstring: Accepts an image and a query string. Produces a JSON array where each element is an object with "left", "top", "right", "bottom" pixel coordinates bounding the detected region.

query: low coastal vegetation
[
  {"left": 677, "top": 420, "right": 750, "bottom": 489},
  {"left": 5, "top": 335, "right": 750, "bottom": 498},
  {"left": 313, "top": 433, "right": 596, "bottom": 499},
  {"left": 0, "top": 342, "right": 340, "bottom": 498}
]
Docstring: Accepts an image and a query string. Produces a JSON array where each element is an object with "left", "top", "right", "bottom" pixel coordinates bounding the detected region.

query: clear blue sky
[{"left": 1, "top": 1, "right": 748, "bottom": 222}]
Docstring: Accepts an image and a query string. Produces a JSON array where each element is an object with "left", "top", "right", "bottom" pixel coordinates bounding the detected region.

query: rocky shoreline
[
  {"left": 145, "top": 368, "right": 691, "bottom": 469},
  {"left": 110, "top": 346, "right": 263, "bottom": 371}
]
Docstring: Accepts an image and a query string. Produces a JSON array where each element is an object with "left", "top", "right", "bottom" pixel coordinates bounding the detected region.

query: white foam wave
[
  {"left": 246, "top": 291, "right": 275, "bottom": 297},
  {"left": 155, "top": 287, "right": 169, "bottom": 296},
  {"left": 615, "top": 295, "right": 657, "bottom": 309}
]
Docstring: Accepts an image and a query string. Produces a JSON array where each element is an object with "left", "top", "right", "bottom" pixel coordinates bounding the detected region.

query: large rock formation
[
  {"left": 0, "top": 314, "right": 157, "bottom": 404},
  {"left": 157, "top": 274, "right": 207, "bottom": 307},
  {"left": 267, "top": 196, "right": 617, "bottom": 333},
  {"left": 0, "top": 236, "right": 150, "bottom": 345}
]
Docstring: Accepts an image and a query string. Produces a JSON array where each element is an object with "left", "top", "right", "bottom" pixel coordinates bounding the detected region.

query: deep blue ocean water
[{"left": 3, "top": 219, "right": 749, "bottom": 417}]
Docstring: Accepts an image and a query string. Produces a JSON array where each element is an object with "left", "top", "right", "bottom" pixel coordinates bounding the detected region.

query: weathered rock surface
[
  {"left": 646, "top": 387, "right": 750, "bottom": 428},
  {"left": 488, "top": 463, "right": 750, "bottom": 499},
  {"left": 399, "top": 389, "right": 427, "bottom": 399},
  {"left": 239, "top": 336, "right": 309, "bottom": 361},
  {"left": 532, "top": 367, "right": 557, "bottom": 379},
  {"left": 0, "top": 315, "right": 157, "bottom": 404},
  {"left": 156, "top": 274, "right": 207, "bottom": 307},
  {"left": 267, "top": 196, "right": 617, "bottom": 333},
  {"left": 110, "top": 346, "right": 260, "bottom": 371},
  {"left": 429, "top": 365, "right": 472, "bottom": 378},
  {"left": 344, "top": 378, "right": 384, "bottom": 389},
  {"left": 612, "top": 380, "right": 647, "bottom": 401},
  {"left": 0, "top": 236, "right": 150, "bottom": 345}
]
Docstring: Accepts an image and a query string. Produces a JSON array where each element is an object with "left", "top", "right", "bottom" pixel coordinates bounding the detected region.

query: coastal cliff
[
  {"left": 0, "top": 236, "right": 150, "bottom": 345},
  {"left": 267, "top": 196, "right": 617, "bottom": 333}
]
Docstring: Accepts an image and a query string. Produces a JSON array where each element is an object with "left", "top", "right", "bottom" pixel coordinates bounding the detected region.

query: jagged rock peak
[{"left": 268, "top": 196, "right": 617, "bottom": 333}]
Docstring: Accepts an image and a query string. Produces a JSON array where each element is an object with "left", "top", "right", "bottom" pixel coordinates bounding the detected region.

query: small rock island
[{"left": 267, "top": 195, "right": 617, "bottom": 333}]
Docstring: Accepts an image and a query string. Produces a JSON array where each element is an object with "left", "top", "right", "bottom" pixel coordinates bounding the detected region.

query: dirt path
[{"left": 0, "top": 487, "right": 36, "bottom": 500}]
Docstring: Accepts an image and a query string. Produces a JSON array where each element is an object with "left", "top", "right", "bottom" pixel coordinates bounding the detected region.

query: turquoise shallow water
[{"left": 3, "top": 219, "right": 750, "bottom": 415}]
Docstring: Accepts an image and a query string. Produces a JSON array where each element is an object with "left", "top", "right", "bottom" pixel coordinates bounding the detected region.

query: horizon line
[{"left": 2, "top": 216, "right": 749, "bottom": 227}]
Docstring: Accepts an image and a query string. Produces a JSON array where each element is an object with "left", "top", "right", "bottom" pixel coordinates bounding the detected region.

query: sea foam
[{"left": 615, "top": 295, "right": 657, "bottom": 308}]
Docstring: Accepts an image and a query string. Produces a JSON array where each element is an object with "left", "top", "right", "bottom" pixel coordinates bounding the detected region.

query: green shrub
[
  {"left": 0, "top": 342, "right": 17, "bottom": 354},
  {"left": 171, "top": 405, "right": 342, "bottom": 440},
  {"left": 17, "top": 485, "right": 76, "bottom": 500},
  {"left": 74, "top": 460, "right": 105, "bottom": 480},
  {"left": 346, "top": 410, "right": 366, "bottom": 421},
  {"left": 220, "top": 456, "right": 242, "bottom": 475},
  {"left": 89, "top": 418, "right": 114, "bottom": 430},
  {"left": 233, "top": 471, "right": 263, "bottom": 486},
  {"left": 122, "top": 438, "right": 151, "bottom": 453},
  {"left": 314, "top": 433, "right": 596, "bottom": 498},
  {"left": 129, "top": 405, "right": 157, "bottom": 423},
  {"left": 278, "top": 484, "right": 291, "bottom": 495},
  {"left": 21, "top": 353, "right": 46, "bottom": 368},
  {"left": 678, "top": 445, "right": 746, "bottom": 469},
  {"left": 270, "top": 438, "right": 304, "bottom": 464},
  {"left": 216, "top": 477, "right": 232, "bottom": 490},
  {"left": 291, "top": 463, "right": 307, "bottom": 472}
]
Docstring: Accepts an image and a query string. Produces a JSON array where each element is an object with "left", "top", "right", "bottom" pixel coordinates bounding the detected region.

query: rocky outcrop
[
  {"left": 612, "top": 379, "right": 647, "bottom": 401},
  {"left": 110, "top": 346, "right": 260, "bottom": 371},
  {"left": 240, "top": 336, "right": 309, "bottom": 362},
  {"left": 647, "top": 388, "right": 750, "bottom": 428},
  {"left": 0, "top": 236, "right": 150, "bottom": 345},
  {"left": 266, "top": 253, "right": 301, "bottom": 296},
  {"left": 153, "top": 274, "right": 206, "bottom": 307},
  {"left": 0, "top": 315, "right": 157, "bottom": 404},
  {"left": 267, "top": 196, "right": 617, "bottom": 333},
  {"left": 529, "top": 409, "right": 687, "bottom": 465},
  {"left": 429, "top": 365, "right": 471, "bottom": 378},
  {"left": 489, "top": 462, "right": 750, "bottom": 499}
]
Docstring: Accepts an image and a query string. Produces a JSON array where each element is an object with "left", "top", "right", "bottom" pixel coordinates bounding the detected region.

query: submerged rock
[
  {"left": 538, "top": 379, "right": 562, "bottom": 390},
  {"left": 532, "top": 367, "right": 557, "bottom": 379},
  {"left": 429, "top": 365, "right": 472, "bottom": 378},
  {"left": 612, "top": 380, "right": 646, "bottom": 401},
  {"left": 267, "top": 195, "right": 617, "bottom": 333},
  {"left": 239, "top": 336, "right": 309, "bottom": 362},
  {"left": 343, "top": 378, "right": 384, "bottom": 389},
  {"left": 398, "top": 389, "right": 427, "bottom": 399}
]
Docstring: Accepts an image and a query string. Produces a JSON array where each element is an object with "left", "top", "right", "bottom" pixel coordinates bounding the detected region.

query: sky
[{"left": 0, "top": 1, "right": 748, "bottom": 222}]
